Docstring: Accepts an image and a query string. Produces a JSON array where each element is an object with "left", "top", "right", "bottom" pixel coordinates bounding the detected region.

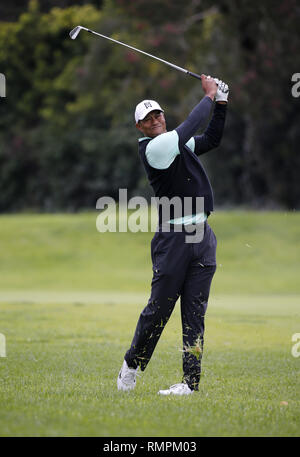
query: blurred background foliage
[{"left": 0, "top": 0, "right": 299, "bottom": 211}]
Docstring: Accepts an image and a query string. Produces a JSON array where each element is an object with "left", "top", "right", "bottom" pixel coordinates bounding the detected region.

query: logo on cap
[{"left": 144, "top": 102, "right": 152, "bottom": 109}]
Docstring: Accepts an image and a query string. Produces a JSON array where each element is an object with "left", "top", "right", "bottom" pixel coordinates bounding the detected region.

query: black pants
[{"left": 125, "top": 221, "right": 217, "bottom": 390}]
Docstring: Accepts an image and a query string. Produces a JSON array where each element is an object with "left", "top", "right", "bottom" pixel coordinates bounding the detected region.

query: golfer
[{"left": 118, "top": 75, "right": 228, "bottom": 395}]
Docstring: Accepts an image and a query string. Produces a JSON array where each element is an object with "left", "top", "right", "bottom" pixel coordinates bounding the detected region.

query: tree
[{"left": 0, "top": 0, "right": 299, "bottom": 211}]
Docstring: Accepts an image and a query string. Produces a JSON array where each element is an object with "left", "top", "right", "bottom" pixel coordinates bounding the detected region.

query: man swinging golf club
[
  {"left": 69, "top": 24, "right": 229, "bottom": 396},
  {"left": 117, "top": 74, "right": 228, "bottom": 395}
]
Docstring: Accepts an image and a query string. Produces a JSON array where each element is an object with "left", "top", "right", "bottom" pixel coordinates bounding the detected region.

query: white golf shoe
[
  {"left": 117, "top": 359, "right": 138, "bottom": 391},
  {"left": 158, "top": 382, "right": 193, "bottom": 396}
]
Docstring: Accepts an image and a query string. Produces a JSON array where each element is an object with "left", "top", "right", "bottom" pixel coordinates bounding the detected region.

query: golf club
[{"left": 69, "top": 25, "right": 224, "bottom": 87}]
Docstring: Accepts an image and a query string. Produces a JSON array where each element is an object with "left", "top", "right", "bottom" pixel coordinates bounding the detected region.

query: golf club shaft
[{"left": 70, "top": 26, "right": 202, "bottom": 81}]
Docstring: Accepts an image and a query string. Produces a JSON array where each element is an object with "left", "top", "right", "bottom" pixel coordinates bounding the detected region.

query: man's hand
[
  {"left": 214, "top": 78, "right": 229, "bottom": 103},
  {"left": 201, "top": 74, "right": 217, "bottom": 100}
]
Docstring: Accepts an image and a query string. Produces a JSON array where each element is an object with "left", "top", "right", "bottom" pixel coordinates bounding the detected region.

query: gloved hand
[{"left": 213, "top": 78, "right": 229, "bottom": 102}]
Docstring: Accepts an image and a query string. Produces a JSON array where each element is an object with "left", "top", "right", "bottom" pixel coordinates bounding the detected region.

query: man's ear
[{"left": 136, "top": 122, "right": 143, "bottom": 133}]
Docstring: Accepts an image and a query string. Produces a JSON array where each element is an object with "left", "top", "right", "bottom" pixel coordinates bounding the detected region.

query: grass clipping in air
[{"left": 181, "top": 335, "right": 203, "bottom": 360}]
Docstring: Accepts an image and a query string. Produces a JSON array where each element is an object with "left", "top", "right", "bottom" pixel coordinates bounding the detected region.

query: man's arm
[
  {"left": 175, "top": 96, "right": 214, "bottom": 148},
  {"left": 193, "top": 102, "right": 227, "bottom": 156},
  {"left": 144, "top": 95, "right": 214, "bottom": 169},
  {"left": 144, "top": 75, "right": 222, "bottom": 169},
  {"left": 175, "top": 75, "right": 217, "bottom": 147}
]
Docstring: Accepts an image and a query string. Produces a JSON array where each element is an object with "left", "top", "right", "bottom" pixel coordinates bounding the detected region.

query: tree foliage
[{"left": 0, "top": 0, "right": 299, "bottom": 211}]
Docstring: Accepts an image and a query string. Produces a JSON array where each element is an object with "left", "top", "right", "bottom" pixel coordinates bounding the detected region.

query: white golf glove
[{"left": 213, "top": 77, "right": 229, "bottom": 102}]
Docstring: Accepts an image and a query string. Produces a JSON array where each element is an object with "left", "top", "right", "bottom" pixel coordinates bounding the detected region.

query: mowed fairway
[{"left": 0, "top": 211, "right": 299, "bottom": 437}]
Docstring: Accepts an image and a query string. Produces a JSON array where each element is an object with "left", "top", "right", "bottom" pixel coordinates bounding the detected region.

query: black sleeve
[
  {"left": 175, "top": 96, "right": 213, "bottom": 148},
  {"left": 193, "top": 102, "right": 227, "bottom": 156}
]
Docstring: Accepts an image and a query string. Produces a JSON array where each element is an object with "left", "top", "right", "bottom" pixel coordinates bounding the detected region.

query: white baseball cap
[{"left": 135, "top": 99, "right": 164, "bottom": 123}]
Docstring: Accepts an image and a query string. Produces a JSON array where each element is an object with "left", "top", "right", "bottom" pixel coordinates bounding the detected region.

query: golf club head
[{"left": 69, "top": 26, "right": 82, "bottom": 40}]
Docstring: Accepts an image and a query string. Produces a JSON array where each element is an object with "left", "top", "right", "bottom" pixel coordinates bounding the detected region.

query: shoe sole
[{"left": 158, "top": 390, "right": 193, "bottom": 395}]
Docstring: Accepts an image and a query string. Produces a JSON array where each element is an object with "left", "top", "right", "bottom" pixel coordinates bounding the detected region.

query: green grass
[
  {"left": 0, "top": 211, "right": 299, "bottom": 436},
  {"left": 0, "top": 210, "right": 299, "bottom": 294}
]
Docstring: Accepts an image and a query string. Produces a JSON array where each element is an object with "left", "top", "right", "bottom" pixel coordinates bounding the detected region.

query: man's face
[{"left": 136, "top": 110, "right": 167, "bottom": 138}]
